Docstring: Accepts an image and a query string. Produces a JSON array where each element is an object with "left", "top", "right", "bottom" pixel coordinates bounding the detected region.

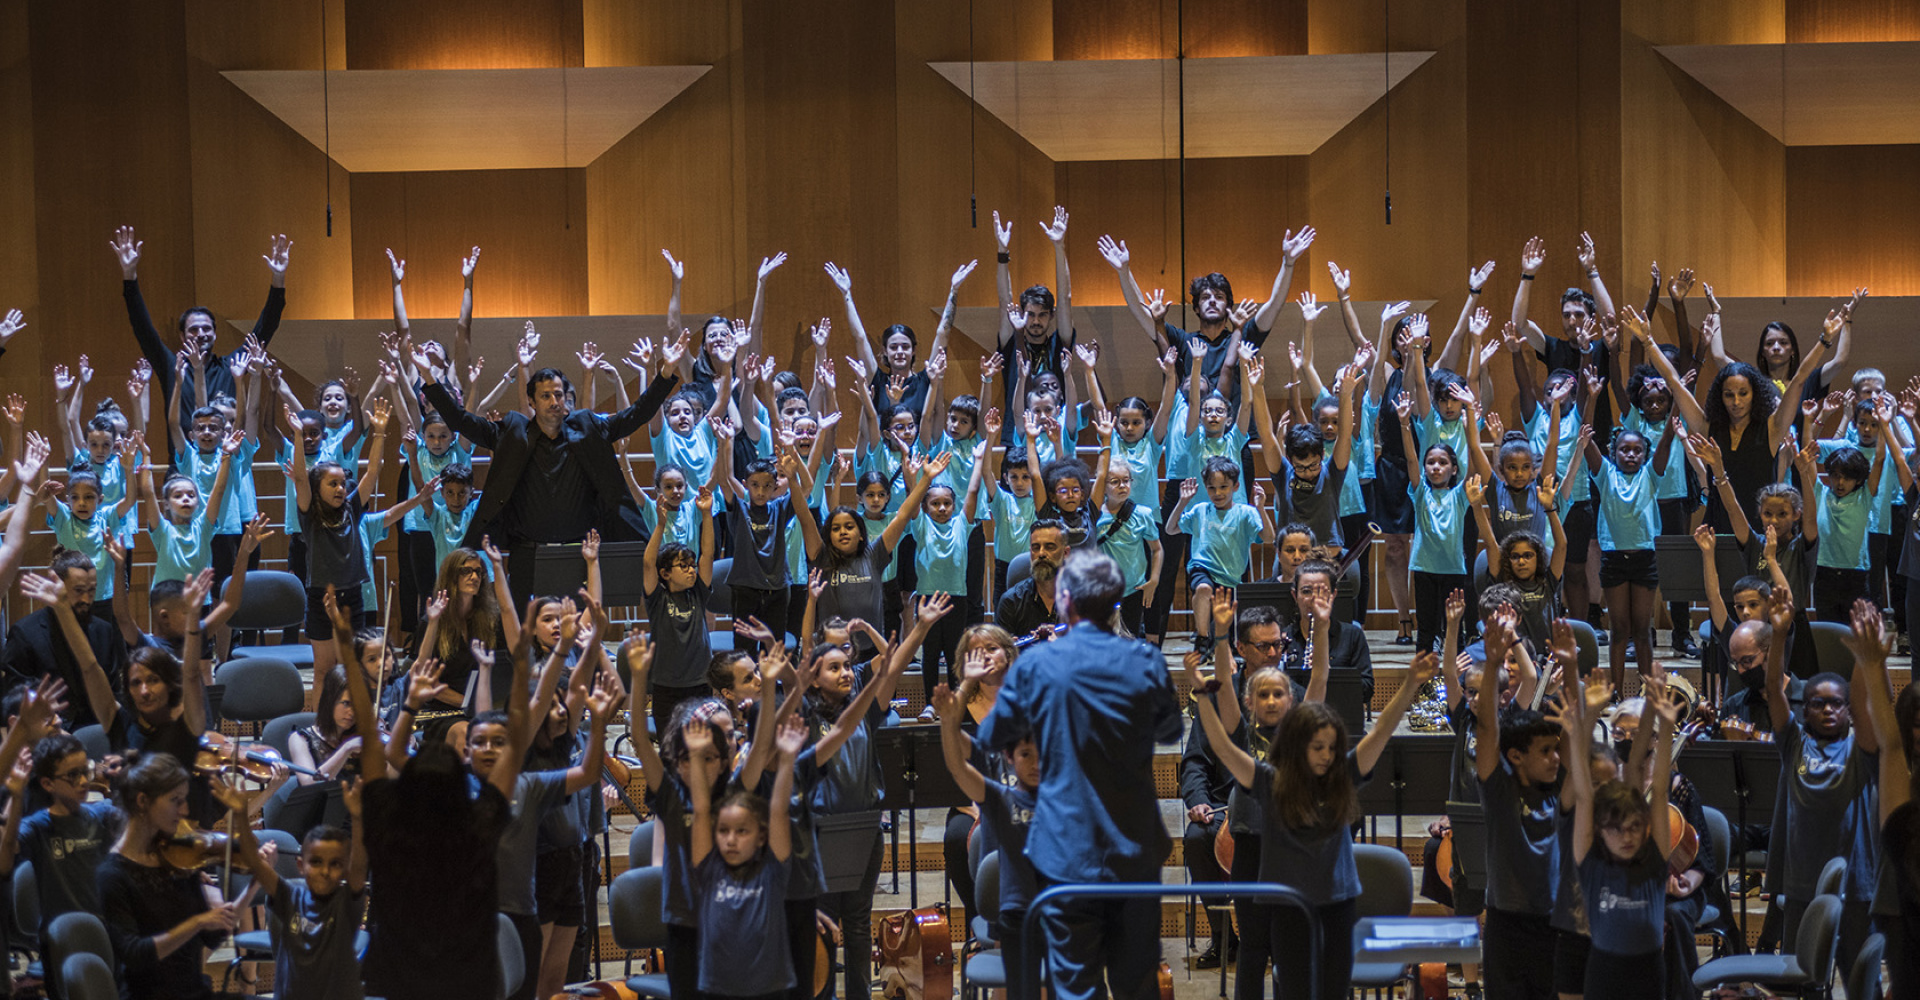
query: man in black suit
[
  {"left": 3, "top": 549, "right": 128, "bottom": 730},
  {"left": 420, "top": 333, "right": 687, "bottom": 599}
]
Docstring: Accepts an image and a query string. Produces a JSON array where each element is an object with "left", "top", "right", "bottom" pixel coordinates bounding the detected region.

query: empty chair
[
  {"left": 497, "top": 912, "right": 524, "bottom": 1000},
  {"left": 709, "top": 559, "right": 733, "bottom": 616},
  {"left": 61, "top": 952, "right": 116, "bottom": 1000},
  {"left": 1698, "top": 806, "right": 1733, "bottom": 952},
  {"left": 45, "top": 911, "right": 111, "bottom": 972},
  {"left": 1815, "top": 856, "right": 1847, "bottom": 901},
  {"left": 1006, "top": 552, "right": 1032, "bottom": 590},
  {"left": 71, "top": 724, "right": 109, "bottom": 762},
  {"left": 14, "top": 862, "right": 38, "bottom": 943},
  {"left": 1349, "top": 843, "right": 1416, "bottom": 991},
  {"left": 1805, "top": 623, "right": 1853, "bottom": 682},
  {"left": 609, "top": 867, "right": 671, "bottom": 999},
  {"left": 964, "top": 851, "right": 1006, "bottom": 1000},
  {"left": 225, "top": 571, "right": 314, "bottom": 667},
  {"left": 1846, "top": 931, "right": 1884, "bottom": 1000},
  {"left": 1692, "top": 892, "right": 1841, "bottom": 995},
  {"left": 215, "top": 658, "right": 307, "bottom": 727},
  {"left": 1566, "top": 619, "right": 1600, "bottom": 677},
  {"left": 628, "top": 821, "right": 656, "bottom": 871},
  {"left": 260, "top": 711, "right": 317, "bottom": 760}
]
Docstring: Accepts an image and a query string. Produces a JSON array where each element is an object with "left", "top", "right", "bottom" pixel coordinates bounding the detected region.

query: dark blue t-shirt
[
  {"left": 979, "top": 782, "right": 1037, "bottom": 915},
  {"left": 1478, "top": 757, "right": 1562, "bottom": 915},
  {"left": 646, "top": 774, "right": 698, "bottom": 927},
  {"left": 268, "top": 881, "right": 367, "bottom": 1000},
  {"left": 645, "top": 579, "right": 712, "bottom": 689},
  {"left": 1579, "top": 848, "right": 1666, "bottom": 956},
  {"left": 746, "top": 746, "right": 827, "bottom": 901},
  {"left": 726, "top": 496, "right": 795, "bottom": 592},
  {"left": 695, "top": 851, "right": 793, "bottom": 996},
  {"left": 17, "top": 801, "right": 118, "bottom": 933},
  {"left": 1773, "top": 719, "right": 1878, "bottom": 900},
  {"left": 1250, "top": 756, "right": 1368, "bottom": 905}
]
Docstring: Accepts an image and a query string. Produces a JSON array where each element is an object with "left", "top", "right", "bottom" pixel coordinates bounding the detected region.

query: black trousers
[
  {"left": 1482, "top": 907, "right": 1556, "bottom": 1000},
  {"left": 916, "top": 601, "right": 966, "bottom": 700},
  {"left": 1412, "top": 570, "right": 1469, "bottom": 655},
  {"left": 1032, "top": 877, "right": 1162, "bottom": 1000},
  {"left": 1182, "top": 813, "right": 1228, "bottom": 944},
  {"left": 732, "top": 585, "right": 789, "bottom": 654},
  {"left": 1146, "top": 481, "right": 1188, "bottom": 640}
]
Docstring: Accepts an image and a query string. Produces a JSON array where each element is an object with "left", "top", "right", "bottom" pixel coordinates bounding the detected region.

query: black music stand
[
  {"left": 816, "top": 812, "right": 885, "bottom": 894},
  {"left": 1680, "top": 740, "right": 1779, "bottom": 939},
  {"left": 1323, "top": 673, "right": 1371, "bottom": 731},
  {"left": 1357, "top": 735, "right": 1456, "bottom": 849},
  {"left": 1443, "top": 802, "right": 1488, "bottom": 895},
  {"left": 875, "top": 724, "right": 972, "bottom": 908},
  {"left": 1654, "top": 535, "right": 1746, "bottom": 604},
  {"left": 525, "top": 540, "right": 649, "bottom": 606}
]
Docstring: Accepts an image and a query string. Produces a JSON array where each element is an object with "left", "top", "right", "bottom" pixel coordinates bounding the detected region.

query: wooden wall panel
[
  {"left": 0, "top": 0, "right": 35, "bottom": 321},
  {"left": 27, "top": 0, "right": 196, "bottom": 432},
  {"left": 350, "top": 171, "right": 588, "bottom": 321},
  {"left": 1054, "top": 0, "right": 1306, "bottom": 60},
  {"left": 891, "top": 0, "right": 1058, "bottom": 383},
  {"left": 1618, "top": 33, "right": 1785, "bottom": 298},
  {"left": 187, "top": 62, "right": 355, "bottom": 324},
  {"left": 1622, "top": 0, "right": 1784, "bottom": 45},
  {"left": 1787, "top": 0, "right": 1920, "bottom": 42},
  {"left": 344, "top": 0, "right": 583, "bottom": 70},
  {"left": 186, "top": 0, "right": 339, "bottom": 70},
  {"left": 1786, "top": 145, "right": 1920, "bottom": 296},
  {"left": 737, "top": 0, "right": 903, "bottom": 375}
]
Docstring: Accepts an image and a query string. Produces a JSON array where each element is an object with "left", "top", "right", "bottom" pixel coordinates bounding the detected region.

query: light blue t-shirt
[
  {"left": 1409, "top": 477, "right": 1469, "bottom": 575},
  {"left": 179, "top": 439, "right": 257, "bottom": 535},
  {"left": 862, "top": 513, "right": 900, "bottom": 582},
  {"left": 653, "top": 424, "right": 723, "bottom": 512},
  {"left": 71, "top": 450, "right": 136, "bottom": 541},
  {"left": 1180, "top": 501, "right": 1263, "bottom": 586},
  {"left": 358, "top": 514, "right": 390, "bottom": 609},
  {"left": 150, "top": 512, "right": 216, "bottom": 584},
  {"left": 1097, "top": 503, "right": 1159, "bottom": 593},
  {"left": 986, "top": 487, "right": 1036, "bottom": 562},
  {"left": 786, "top": 476, "right": 830, "bottom": 584},
  {"left": 1354, "top": 396, "right": 1380, "bottom": 482},
  {"left": 320, "top": 421, "right": 363, "bottom": 467},
  {"left": 929, "top": 432, "right": 982, "bottom": 499},
  {"left": 1011, "top": 409, "right": 1087, "bottom": 466},
  {"left": 1421, "top": 410, "right": 1472, "bottom": 462},
  {"left": 428, "top": 497, "right": 480, "bottom": 572},
  {"left": 1184, "top": 426, "right": 1250, "bottom": 504},
  {"left": 641, "top": 502, "right": 704, "bottom": 555},
  {"left": 1165, "top": 394, "right": 1193, "bottom": 479},
  {"left": 1818, "top": 439, "right": 1898, "bottom": 533},
  {"left": 911, "top": 514, "right": 969, "bottom": 596},
  {"left": 403, "top": 440, "right": 474, "bottom": 532},
  {"left": 279, "top": 432, "right": 352, "bottom": 538},
  {"left": 1621, "top": 409, "right": 1687, "bottom": 502},
  {"left": 1816, "top": 485, "right": 1873, "bottom": 570},
  {"left": 48, "top": 503, "right": 115, "bottom": 600},
  {"left": 1525, "top": 403, "right": 1593, "bottom": 503},
  {"left": 858, "top": 443, "right": 926, "bottom": 516},
  {"left": 1110, "top": 432, "right": 1165, "bottom": 523},
  {"left": 1593, "top": 460, "right": 1659, "bottom": 552}
]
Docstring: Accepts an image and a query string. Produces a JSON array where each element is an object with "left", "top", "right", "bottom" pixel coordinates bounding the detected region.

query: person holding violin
[
  {"left": 211, "top": 774, "right": 367, "bottom": 1000},
  {"left": 97, "top": 751, "right": 238, "bottom": 1000},
  {"left": 0, "top": 682, "right": 80, "bottom": 993},
  {"left": 288, "top": 664, "right": 365, "bottom": 785}
]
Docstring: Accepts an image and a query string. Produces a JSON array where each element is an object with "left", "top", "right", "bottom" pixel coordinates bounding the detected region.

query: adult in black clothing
[
  {"left": 1855, "top": 603, "right": 1918, "bottom": 999},
  {"left": 829, "top": 258, "right": 975, "bottom": 424},
  {"left": 3, "top": 550, "right": 128, "bottom": 730},
  {"left": 1274, "top": 561, "right": 1374, "bottom": 705},
  {"left": 1097, "top": 226, "right": 1312, "bottom": 410},
  {"left": 1178, "top": 710, "right": 1234, "bottom": 968},
  {"left": 331, "top": 587, "right": 540, "bottom": 999},
  {"left": 111, "top": 225, "right": 291, "bottom": 442},
  {"left": 99, "top": 752, "right": 236, "bottom": 1000},
  {"left": 991, "top": 208, "right": 1077, "bottom": 434},
  {"left": 1716, "top": 620, "right": 1805, "bottom": 735},
  {"left": 420, "top": 335, "right": 686, "bottom": 596},
  {"left": 995, "top": 521, "right": 1067, "bottom": 641}
]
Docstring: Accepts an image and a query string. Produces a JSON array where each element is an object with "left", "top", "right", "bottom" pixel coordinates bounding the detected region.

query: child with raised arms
[{"left": 1165, "top": 457, "right": 1275, "bottom": 649}]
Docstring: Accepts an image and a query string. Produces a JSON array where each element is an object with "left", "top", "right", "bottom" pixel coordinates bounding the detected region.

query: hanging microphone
[
  {"left": 326, "top": 203, "right": 333, "bottom": 237},
  {"left": 1384, "top": 191, "right": 1392, "bottom": 225},
  {"left": 971, "top": 194, "right": 978, "bottom": 228}
]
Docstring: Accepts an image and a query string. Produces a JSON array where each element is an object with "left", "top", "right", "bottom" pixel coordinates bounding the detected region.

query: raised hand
[
  {"left": 110, "top": 225, "right": 143, "bottom": 278},
  {"left": 1464, "top": 474, "right": 1484, "bottom": 505},
  {"left": 263, "top": 233, "right": 293, "bottom": 278},
  {"left": 406, "top": 658, "right": 449, "bottom": 708},
  {"left": 759, "top": 251, "right": 788, "bottom": 282},
  {"left": 1537, "top": 472, "right": 1559, "bottom": 510},
  {"left": 661, "top": 249, "right": 683, "bottom": 281},
  {"left": 659, "top": 329, "right": 691, "bottom": 372},
  {"left": 1096, "top": 234, "right": 1129, "bottom": 270},
  {"left": 824, "top": 262, "right": 852, "bottom": 294},
  {"left": 1281, "top": 225, "right": 1316, "bottom": 263},
  {"left": 1145, "top": 287, "right": 1169, "bottom": 325},
  {"left": 1392, "top": 391, "right": 1413, "bottom": 420},
  {"left": 0, "top": 309, "right": 25, "bottom": 346},
  {"left": 1327, "top": 261, "right": 1351, "bottom": 295},
  {"left": 386, "top": 248, "right": 406, "bottom": 283},
  {"left": 1469, "top": 260, "right": 1496, "bottom": 290},
  {"left": 1179, "top": 478, "right": 1198, "bottom": 502},
  {"left": 1074, "top": 340, "right": 1100, "bottom": 370},
  {"left": 1576, "top": 231, "right": 1599, "bottom": 273},
  {"left": 1668, "top": 267, "right": 1694, "bottom": 299},
  {"left": 1381, "top": 300, "right": 1411, "bottom": 327},
  {"left": 979, "top": 351, "right": 1004, "bottom": 381},
  {"left": 1520, "top": 236, "right": 1546, "bottom": 275},
  {"left": 1041, "top": 205, "right": 1069, "bottom": 244},
  {"left": 462, "top": 246, "right": 482, "bottom": 279}
]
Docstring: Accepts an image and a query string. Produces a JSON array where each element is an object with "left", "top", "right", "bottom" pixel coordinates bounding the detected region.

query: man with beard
[
  {"left": 993, "top": 207, "right": 1077, "bottom": 430},
  {"left": 980, "top": 548, "right": 1181, "bottom": 1000},
  {"left": 422, "top": 336, "right": 687, "bottom": 600},
  {"left": 997, "top": 520, "right": 1068, "bottom": 640},
  {"left": 112, "top": 225, "right": 292, "bottom": 448},
  {"left": 3, "top": 549, "right": 128, "bottom": 730}
]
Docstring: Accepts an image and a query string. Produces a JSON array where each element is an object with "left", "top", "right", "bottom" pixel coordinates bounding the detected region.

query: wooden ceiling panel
[{"left": 1656, "top": 41, "right": 1920, "bottom": 145}]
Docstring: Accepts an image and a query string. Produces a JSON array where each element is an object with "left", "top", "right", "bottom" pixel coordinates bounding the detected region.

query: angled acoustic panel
[
  {"left": 930, "top": 53, "right": 1433, "bottom": 161},
  {"left": 223, "top": 66, "right": 710, "bottom": 172},
  {"left": 1656, "top": 42, "right": 1920, "bottom": 146}
]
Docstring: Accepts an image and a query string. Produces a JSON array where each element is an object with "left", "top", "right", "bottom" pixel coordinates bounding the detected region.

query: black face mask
[
  {"left": 1739, "top": 666, "right": 1767, "bottom": 693},
  {"left": 1612, "top": 737, "right": 1634, "bottom": 759}
]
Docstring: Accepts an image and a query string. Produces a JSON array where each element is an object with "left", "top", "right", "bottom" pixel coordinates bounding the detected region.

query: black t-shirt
[
  {"left": 98, "top": 853, "right": 222, "bottom": 1000},
  {"left": 868, "top": 369, "right": 931, "bottom": 426},
  {"left": 1166, "top": 321, "right": 1271, "bottom": 404},
  {"left": 500, "top": 427, "right": 595, "bottom": 544},
  {"left": 108, "top": 708, "right": 216, "bottom": 826},
  {"left": 1880, "top": 801, "right": 1920, "bottom": 994},
  {"left": 644, "top": 579, "right": 711, "bottom": 688},
  {"left": 361, "top": 777, "right": 510, "bottom": 998},
  {"left": 996, "top": 328, "right": 1077, "bottom": 435}
]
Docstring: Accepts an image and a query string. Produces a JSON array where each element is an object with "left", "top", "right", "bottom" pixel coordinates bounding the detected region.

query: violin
[
  {"left": 155, "top": 820, "right": 235, "bottom": 871},
  {"left": 195, "top": 733, "right": 321, "bottom": 781}
]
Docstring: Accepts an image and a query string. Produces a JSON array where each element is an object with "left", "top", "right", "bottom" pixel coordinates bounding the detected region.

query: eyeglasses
[
  {"left": 1247, "top": 640, "right": 1284, "bottom": 654},
  {"left": 53, "top": 768, "right": 89, "bottom": 786},
  {"left": 1807, "top": 697, "right": 1847, "bottom": 711},
  {"left": 456, "top": 565, "right": 484, "bottom": 578}
]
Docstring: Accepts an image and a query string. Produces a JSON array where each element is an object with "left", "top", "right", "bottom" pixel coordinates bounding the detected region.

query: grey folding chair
[
  {"left": 260, "top": 711, "right": 316, "bottom": 759},
  {"left": 963, "top": 851, "right": 1006, "bottom": 1000},
  {"left": 1692, "top": 892, "right": 1841, "bottom": 997},
  {"left": 609, "top": 867, "right": 671, "bottom": 999},
  {"left": 215, "top": 657, "right": 307, "bottom": 734},
  {"left": 1846, "top": 931, "right": 1884, "bottom": 1000},
  {"left": 497, "top": 912, "right": 525, "bottom": 1000},
  {"left": 1349, "top": 843, "right": 1416, "bottom": 991},
  {"left": 226, "top": 570, "right": 314, "bottom": 667},
  {"left": 60, "top": 952, "right": 116, "bottom": 1000}
]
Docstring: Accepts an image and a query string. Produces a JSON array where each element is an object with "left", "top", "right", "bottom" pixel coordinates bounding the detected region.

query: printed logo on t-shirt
[
  {"left": 830, "top": 567, "right": 872, "bottom": 587},
  {"left": 1595, "top": 885, "right": 1648, "bottom": 915},
  {"left": 49, "top": 834, "right": 101, "bottom": 861},
  {"left": 713, "top": 877, "right": 764, "bottom": 906}
]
